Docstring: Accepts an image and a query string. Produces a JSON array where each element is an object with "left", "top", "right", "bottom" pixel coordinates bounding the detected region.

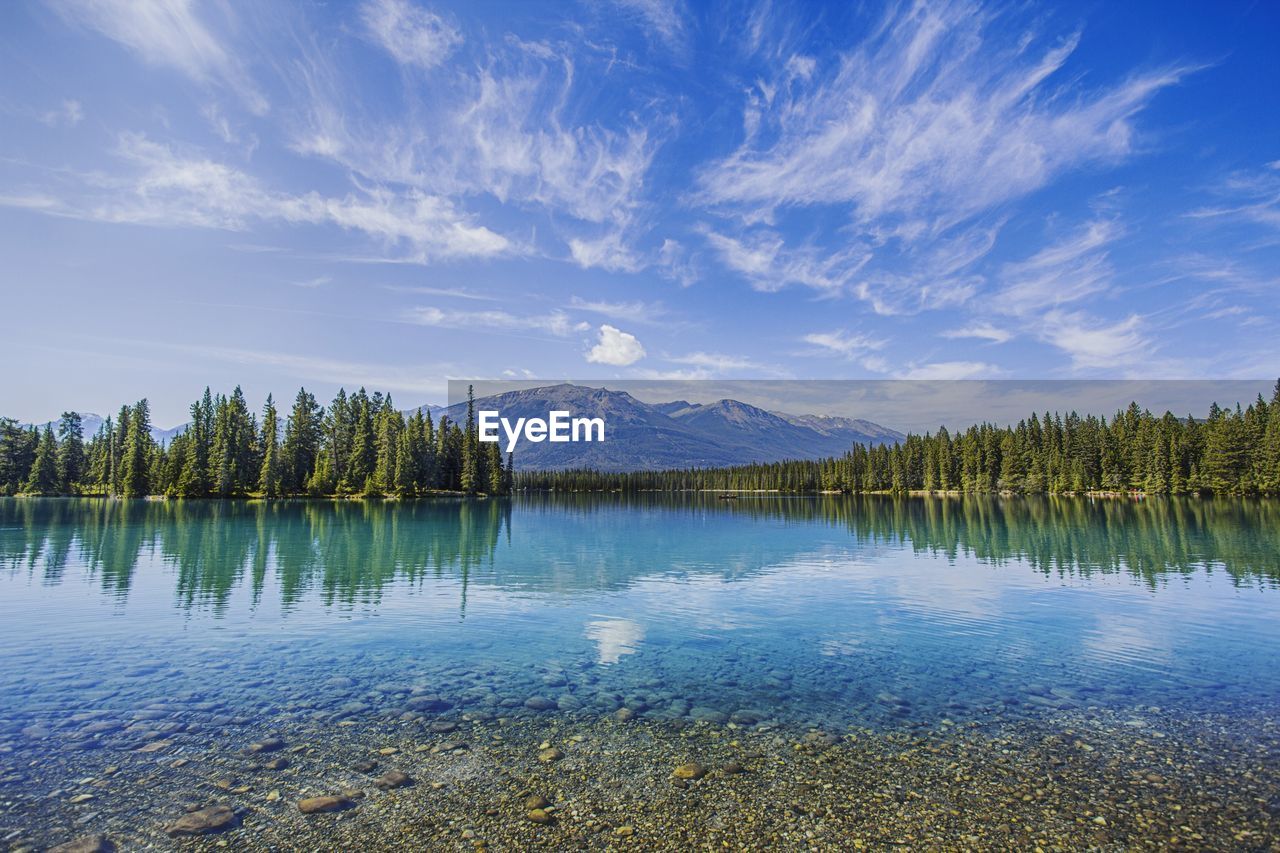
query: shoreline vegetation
[
  {"left": 522, "top": 380, "right": 1280, "bottom": 497},
  {"left": 3, "top": 381, "right": 1279, "bottom": 500},
  {"left": 2, "top": 385, "right": 512, "bottom": 500}
]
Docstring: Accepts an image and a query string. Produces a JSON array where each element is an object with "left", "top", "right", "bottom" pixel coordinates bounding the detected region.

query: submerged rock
[
  {"left": 406, "top": 695, "right": 450, "bottom": 712},
  {"left": 48, "top": 835, "right": 114, "bottom": 853},
  {"left": 524, "top": 696, "right": 556, "bottom": 711},
  {"left": 165, "top": 805, "right": 237, "bottom": 836},
  {"left": 673, "top": 762, "right": 706, "bottom": 780},
  {"left": 537, "top": 747, "right": 564, "bottom": 762},
  {"left": 526, "top": 808, "right": 553, "bottom": 824},
  {"left": 374, "top": 770, "right": 413, "bottom": 789},
  {"left": 690, "top": 707, "right": 728, "bottom": 724},
  {"left": 246, "top": 737, "right": 285, "bottom": 754},
  {"left": 298, "top": 795, "right": 355, "bottom": 814}
]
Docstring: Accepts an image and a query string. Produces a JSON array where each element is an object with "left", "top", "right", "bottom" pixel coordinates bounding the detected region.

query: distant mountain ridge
[
  {"left": 24, "top": 413, "right": 186, "bottom": 446},
  {"left": 423, "top": 383, "right": 903, "bottom": 472}
]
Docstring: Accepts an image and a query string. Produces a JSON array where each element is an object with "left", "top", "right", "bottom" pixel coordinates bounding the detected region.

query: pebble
[
  {"left": 246, "top": 737, "right": 285, "bottom": 754},
  {"left": 523, "top": 794, "right": 551, "bottom": 810},
  {"left": 374, "top": 770, "right": 413, "bottom": 790},
  {"left": 538, "top": 747, "right": 564, "bottom": 762},
  {"left": 298, "top": 795, "right": 355, "bottom": 814},
  {"left": 134, "top": 740, "right": 171, "bottom": 753},
  {"left": 526, "top": 808, "right": 552, "bottom": 824},
  {"left": 48, "top": 835, "right": 113, "bottom": 853},
  {"left": 673, "top": 762, "right": 706, "bottom": 780},
  {"left": 165, "top": 805, "right": 237, "bottom": 836}
]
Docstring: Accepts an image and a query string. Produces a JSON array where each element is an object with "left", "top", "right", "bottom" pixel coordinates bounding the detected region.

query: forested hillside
[
  {"left": 5, "top": 382, "right": 1279, "bottom": 498},
  {"left": 0, "top": 386, "right": 510, "bottom": 497},
  {"left": 517, "top": 383, "right": 1280, "bottom": 497}
]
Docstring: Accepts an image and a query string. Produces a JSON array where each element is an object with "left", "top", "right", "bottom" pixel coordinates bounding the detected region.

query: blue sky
[{"left": 1, "top": 0, "right": 1278, "bottom": 425}]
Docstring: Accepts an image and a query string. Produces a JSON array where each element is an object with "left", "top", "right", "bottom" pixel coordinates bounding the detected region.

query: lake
[{"left": 2, "top": 495, "right": 1278, "bottom": 849}]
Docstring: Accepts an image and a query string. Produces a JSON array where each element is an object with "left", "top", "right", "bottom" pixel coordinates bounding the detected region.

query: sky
[{"left": 1, "top": 0, "right": 1278, "bottom": 426}]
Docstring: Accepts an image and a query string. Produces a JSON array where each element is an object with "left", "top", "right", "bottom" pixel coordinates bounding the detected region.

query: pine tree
[
  {"left": 486, "top": 441, "right": 504, "bottom": 494},
  {"left": 373, "top": 398, "right": 402, "bottom": 494},
  {"left": 394, "top": 428, "right": 417, "bottom": 497},
  {"left": 24, "top": 425, "right": 59, "bottom": 494},
  {"left": 281, "top": 388, "right": 322, "bottom": 494},
  {"left": 176, "top": 389, "right": 213, "bottom": 497},
  {"left": 418, "top": 409, "right": 437, "bottom": 489},
  {"left": 461, "top": 385, "right": 478, "bottom": 493},
  {"left": 55, "top": 412, "right": 85, "bottom": 492},
  {"left": 1201, "top": 406, "right": 1251, "bottom": 495},
  {"left": 210, "top": 387, "right": 255, "bottom": 497},
  {"left": 344, "top": 391, "right": 374, "bottom": 493},
  {"left": 1258, "top": 381, "right": 1280, "bottom": 496},
  {"left": 119, "top": 399, "right": 153, "bottom": 498},
  {"left": 259, "top": 394, "right": 281, "bottom": 498},
  {"left": 110, "top": 404, "right": 130, "bottom": 495}
]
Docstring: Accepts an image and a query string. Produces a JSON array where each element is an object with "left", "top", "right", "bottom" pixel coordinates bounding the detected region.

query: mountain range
[
  {"left": 26, "top": 384, "right": 903, "bottom": 471},
  {"left": 427, "top": 384, "right": 902, "bottom": 471},
  {"left": 25, "top": 413, "right": 186, "bottom": 446}
]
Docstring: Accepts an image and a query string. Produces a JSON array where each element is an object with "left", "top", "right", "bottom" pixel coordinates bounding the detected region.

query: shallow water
[{"left": 1, "top": 494, "right": 1279, "bottom": 848}]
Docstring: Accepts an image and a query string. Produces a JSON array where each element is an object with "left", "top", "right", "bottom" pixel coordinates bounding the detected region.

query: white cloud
[
  {"left": 280, "top": 34, "right": 667, "bottom": 272},
  {"left": 995, "top": 219, "right": 1121, "bottom": 317},
  {"left": 51, "top": 0, "right": 267, "bottom": 113},
  {"left": 39, "top": 99, "right": 83, "bottom": 127},
  {"left": 698, "top": 3, "right": 1187, "bottom": 231},
  {"left": 405, "top": 306, "right": 583, "bottom": 336},
  {"left": 694, "top": 2, "right": 1189, "bottom": 312},
  {"left": 1040, "top": 311, "right": 1150, "bottom": 370},
  {"left": 1187, "top": 160, "right": 1280, "bottom": 233},
  {"left": 701, "top": 227, "right": 869, "bottom": 293},
  {"left": 0, "top": 133, "right": 510, "bottom": 262},
  {"left": 291, "top": 275, "right": 331, "bottom": 289},
  {"left": 292, "top": 48, "right": 659, "bottom": 229},
  {"left": 646, "top": 351, "right": 790, "bottom": 380},
  {"left": 568, "top": 231, "right": 645, "bottom": 272},
  {"left": 568, "top": 296, "right": 667, "bottom": 324},
  {"left": 897, "top": 361, "right": 1003, "bottom": 380},
  {"left": 361, "top": 0, "right": 461, "bottom": 69},
  {"left": 657, "top": 238, "right": 698, "bottom": 286},
  {"left": 586, "top": 324, "right": 646, "bottom": 366},
  {"left": 607, "top": 0, "right": 686, "bottom": 51},
  {"left": 940, "top": 323, "right": 1013, "bottom": 344},
  {"left": 146, "top": 342, "right": 456, "bottom": 396},
  {"left": 800, "top": 330, "right": 885, "bottom": 359},
  {"left": 383, "top": 285, "right": 498, "bottom": 301}
]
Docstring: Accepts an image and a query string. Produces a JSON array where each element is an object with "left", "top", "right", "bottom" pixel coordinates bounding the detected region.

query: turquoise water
[{"left": 2, "top": 494, "right": 1279, "bottom": 736}]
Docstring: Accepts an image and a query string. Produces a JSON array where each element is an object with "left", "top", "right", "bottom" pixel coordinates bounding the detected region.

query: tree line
[
  {"left": 0, "top": 386, "right": 511, "bottom": 498},
  {"left": 516, "top": 382, "right": 1280, "bottom": 497}
]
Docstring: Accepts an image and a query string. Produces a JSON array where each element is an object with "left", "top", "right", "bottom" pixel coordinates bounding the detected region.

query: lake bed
[{"left": 1, "top": 495, "right": 1278, "bottom": 849}]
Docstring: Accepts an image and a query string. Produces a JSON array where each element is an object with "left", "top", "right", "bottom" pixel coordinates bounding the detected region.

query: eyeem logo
[{"left": 478, "top": 410, "right": 606, "bottom": 453}]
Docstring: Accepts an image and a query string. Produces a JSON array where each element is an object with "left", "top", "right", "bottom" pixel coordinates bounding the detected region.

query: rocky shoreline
[{"left": 5, "top": 702, "right": 1278, "bottom": 851}]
